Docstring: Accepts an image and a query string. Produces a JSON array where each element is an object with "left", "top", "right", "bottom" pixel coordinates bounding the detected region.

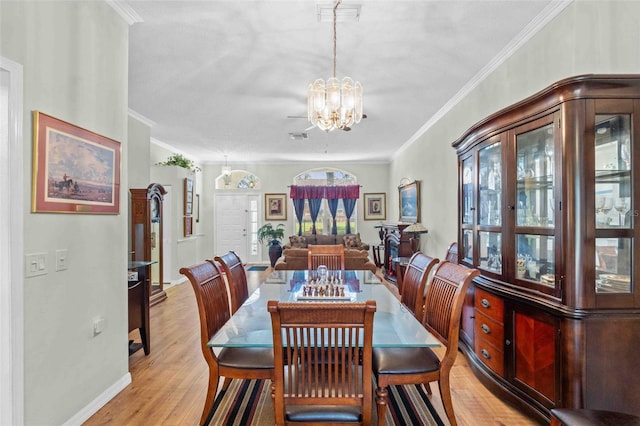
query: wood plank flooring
[{"left": 84, "top": 268, "right": 542, "bottom": 426}]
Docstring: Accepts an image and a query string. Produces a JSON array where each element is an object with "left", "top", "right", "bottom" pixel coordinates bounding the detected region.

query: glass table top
[{"left": 208, "top": 269, "right": 441, "bottom": 348}]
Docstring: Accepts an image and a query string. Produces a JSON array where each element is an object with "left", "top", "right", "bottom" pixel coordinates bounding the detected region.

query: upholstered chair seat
[
  {"left": 217, "top": 347, "right": 274, "bottom": 369},
  {"left": 372, "top": 346, "right": 440, "bottom": 375}
]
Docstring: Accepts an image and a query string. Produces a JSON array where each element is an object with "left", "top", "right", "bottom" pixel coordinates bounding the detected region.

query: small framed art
[
  {"left": 363, "top": 192, "right": 386, "bottom": 220},
  {"left": 184, "top": 177, "right": 194, "bottom": 216},
  {"left": 265, "top": 193, "right": 287, "bottom": 221},
  {"left": 184, "top": 216, "right": 193, "bottom": 237}
]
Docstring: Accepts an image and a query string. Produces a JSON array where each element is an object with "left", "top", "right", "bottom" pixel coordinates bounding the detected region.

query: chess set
[{"left": 295, "top": 280, "right": 352, "bottom": 301}]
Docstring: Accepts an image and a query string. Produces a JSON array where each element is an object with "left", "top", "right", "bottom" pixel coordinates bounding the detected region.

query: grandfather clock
[{"left": 130, "top": 183, "right": 167, "bottom": 306}]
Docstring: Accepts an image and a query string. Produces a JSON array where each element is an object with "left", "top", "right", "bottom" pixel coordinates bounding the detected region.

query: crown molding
[
  {"left": 393, "top": 0, "right": 573, "bottom": 161},
  {"left": 105, "top": 0, "right": 143, "bottom": 25},
  {"left": 128, "top": 108, "right": 155, "bottom": 128}
]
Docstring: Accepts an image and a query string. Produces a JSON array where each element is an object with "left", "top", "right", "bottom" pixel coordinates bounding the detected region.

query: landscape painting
[{"left": 32, "top": 111, "right": 121, "bottom": 214}]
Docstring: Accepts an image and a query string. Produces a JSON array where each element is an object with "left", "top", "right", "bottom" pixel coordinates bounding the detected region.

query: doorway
[
  {"left": 215, "top": 193, "right": 260, "bottom": 263},
  {"left": 1, "top": 57, "right": 24, "bottom": 426}
]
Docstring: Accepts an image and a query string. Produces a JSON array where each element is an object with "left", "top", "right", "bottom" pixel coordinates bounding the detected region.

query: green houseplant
[
  {"left": 257, "top": 223, "right": 285, "bottom": 267},
  {"left": 156, "top": 153, "right": 201, "bottom": 172}
]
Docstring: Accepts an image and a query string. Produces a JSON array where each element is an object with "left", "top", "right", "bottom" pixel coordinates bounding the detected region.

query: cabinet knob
[
  {"left": 481, "top": 298, "right": 491, "bottom": 308},
  {"left": 505, "top": 339, "right": 511, "bottom": 346},
  {"left": 508, "top": 205, "right": 515, "bottom": 210},
  {"left": 481, "top": 349, "right": 491, "bottom": 359},
  {"left": 481, "top": 323, "right": 491, "bottom": 334}
]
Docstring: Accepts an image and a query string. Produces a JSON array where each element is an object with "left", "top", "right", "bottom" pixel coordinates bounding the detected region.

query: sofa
[{"left": 274, "top": 233, "right": 376, "bottom": 273}]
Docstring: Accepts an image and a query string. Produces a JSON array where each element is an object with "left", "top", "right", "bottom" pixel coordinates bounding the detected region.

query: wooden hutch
[{"left": 452, "top": 75, "right": 640, "bottom": 421}]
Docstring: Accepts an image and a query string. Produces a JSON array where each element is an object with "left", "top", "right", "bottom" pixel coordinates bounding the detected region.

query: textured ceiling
[{"left": 125, "top": 0, "right": 566, "bottom": 165}]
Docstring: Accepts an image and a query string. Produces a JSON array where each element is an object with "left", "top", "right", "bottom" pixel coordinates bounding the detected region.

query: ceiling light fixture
[
  {"left": 307, "top": 0, "right": 363, "bottom": 132},
  {"left": 221, "top": 155, "right": 231, "bottom": 185}
]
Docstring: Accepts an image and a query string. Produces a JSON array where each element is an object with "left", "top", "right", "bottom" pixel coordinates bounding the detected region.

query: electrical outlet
[
  {"left": 25, "top": 252, "right": 48, "bottom": 278},
  {"left": 55, "top": 249, "right": 69, "bottom": 271}
]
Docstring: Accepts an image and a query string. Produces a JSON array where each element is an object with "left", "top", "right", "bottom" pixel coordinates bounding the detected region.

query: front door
[{"left": 215, "top": 193, "right": 260, "bottom": 263}]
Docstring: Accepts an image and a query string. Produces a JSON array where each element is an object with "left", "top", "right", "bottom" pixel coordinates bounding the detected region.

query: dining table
[{"left": 208, "top": 269, "right": 441, "bottom": 349}]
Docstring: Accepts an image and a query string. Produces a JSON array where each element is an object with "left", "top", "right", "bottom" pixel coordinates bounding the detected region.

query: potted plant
[
  {"left": 257, "top": 223, "right": 285, "bottom": 267},
  {"left": 155, "top": 153, "right": 201, "bottom": 172}
]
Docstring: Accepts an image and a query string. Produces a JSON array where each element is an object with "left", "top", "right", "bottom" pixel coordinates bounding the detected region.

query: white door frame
[{"left": 0, "top": 56, "right": 25, "bottom": 426}]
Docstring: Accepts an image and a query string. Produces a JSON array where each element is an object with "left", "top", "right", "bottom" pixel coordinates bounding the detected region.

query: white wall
[
  {"left": 0, "top": 2, "right": 130, "bottom": 425},
  {"left": 390, "top": 0, "right": 640, "bottom": 260}
]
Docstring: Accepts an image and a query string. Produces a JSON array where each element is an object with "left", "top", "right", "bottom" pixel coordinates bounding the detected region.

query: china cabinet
[
  {"left": 130, "top": 183, "right": 167, "bottom": 306},
  {"left": 452, "top": 75, "right": 640, "bottom": 421}
]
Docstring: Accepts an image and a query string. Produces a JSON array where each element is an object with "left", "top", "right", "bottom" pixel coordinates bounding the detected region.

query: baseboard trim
[{"left": 62, "top": 372, "right": 132, "bottom": 426}]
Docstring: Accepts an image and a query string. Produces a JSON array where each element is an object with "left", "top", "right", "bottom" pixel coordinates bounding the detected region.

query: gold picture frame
[
  {"left": 265, "top": 193, "right": 287, "bottom": 221},
  {"left": 32, "top": 111, "right": 121, "bottom": 214},
  {"left": 363, "top": 192, "right": 386, "bottom": 220}
]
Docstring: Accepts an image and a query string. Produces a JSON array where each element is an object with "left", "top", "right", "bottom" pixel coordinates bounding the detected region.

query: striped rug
[{"left": 208, "top": 379, "right": 444, "bottom": 425}]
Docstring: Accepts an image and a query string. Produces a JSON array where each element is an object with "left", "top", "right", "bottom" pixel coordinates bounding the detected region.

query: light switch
[
  {"left": 56, "top": 249, "right": 69, "bottom": 271},
  {"left": 25, "top": 253, "right": 48, "bottom": 278}
]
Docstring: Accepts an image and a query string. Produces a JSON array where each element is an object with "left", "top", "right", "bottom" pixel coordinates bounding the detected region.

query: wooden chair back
[
  {"left": 179, "top": 261, "right": 230, "bottom": 364},
  {"left": 268, "top": 300, "right": 376, "bottom": 426},
  {"left": 445, "top": 242, "right": 459, "bottom": 264},
  {"left": 213, "top": 251, "right": 249, "bottom": 314},
  {"left": 307, "top": 244, "right": 345, "bottom": 272},
  {"left": 422, "top": 261, "right": 479, "bottom": 366},
  {"left": 400, "top": 252, "right": 439, "bottom": 319}
]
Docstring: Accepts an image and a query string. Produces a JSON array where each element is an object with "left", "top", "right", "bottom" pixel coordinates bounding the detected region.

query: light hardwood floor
[{"left": 85, "top": 268, "right": 543, "bottom": 426}]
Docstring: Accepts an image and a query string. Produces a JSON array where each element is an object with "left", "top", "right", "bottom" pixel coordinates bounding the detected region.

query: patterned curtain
[
  {"left": 339, "top": 185, "right": 359, "bottom": 234},
  {"left": 289, "top": 184, "right": 359, "bottom": 235},
  {"left": 325, "top": 186, "right": 339, "bottom": 235}
]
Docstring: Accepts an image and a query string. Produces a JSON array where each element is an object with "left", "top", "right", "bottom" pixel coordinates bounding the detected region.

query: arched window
[
  {"left": 293, "top": 168, "right": 358, "bottom": 235},
  {"left": 215, "top": 170, "right": 261, "bottom": 190}
]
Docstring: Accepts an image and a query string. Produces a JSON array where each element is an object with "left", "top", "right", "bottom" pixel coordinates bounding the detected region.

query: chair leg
[
  {"left": 422, "top": 382, "right": 433, "bottom": 396},
  {"left": 200, "top": 369, "right": 221, "bottom": 426},
  {"left": 375, "top": 385, "right": 389, "bottom": 426},
  {"left": 221, "top": 377, "right": 232, "bottom": 391},
  {"left": 438, "top": 376, "right": 457, "bottom": 426}
]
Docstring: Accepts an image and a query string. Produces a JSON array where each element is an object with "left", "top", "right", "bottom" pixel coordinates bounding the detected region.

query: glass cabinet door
[
  {"left": 514, "top": 118, "right": 558, "bottom": 294},
  {"left": 479, "top": 143, "right": 502, "bottom": 226},
  {"left": 594, "top": 113, "right": 633, "bottom": 294},
  {"left": 461, "top": 155, "right": 475, "bottom": 264},
  {"left": 478, "top": 142, "right": 502, "bottom": 274}
]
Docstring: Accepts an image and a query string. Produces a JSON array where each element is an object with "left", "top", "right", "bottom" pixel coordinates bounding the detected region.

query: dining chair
[
  {"left": 372, "top": 261, "right": 480, "bottom": 426},
  {"left": 400, "top": 252, "right": 439, "bottom": 319},
  {"left": 268, "top": 299, "right": 377, "bottom": 426},
  {"left": 212, "top": 251, "right": 249, "bottom": 314},
  {"left": 445, "top": 242, "right": 459, "bottom": 264},
  {"left": 180, "top": 261, "right": 274, "bottom": 426},
  {"left": 307, "top": 244, "right": 345, "bottom": 271}
]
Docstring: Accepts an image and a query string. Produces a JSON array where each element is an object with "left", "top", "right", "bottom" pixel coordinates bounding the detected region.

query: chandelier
[{"left": 307, "top": 0, "right": 363, "bottom": 132}]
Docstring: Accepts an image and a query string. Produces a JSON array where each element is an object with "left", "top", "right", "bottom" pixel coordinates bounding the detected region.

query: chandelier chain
[{"left": 332, "top": 0, "right": 341, "bottom": 78}]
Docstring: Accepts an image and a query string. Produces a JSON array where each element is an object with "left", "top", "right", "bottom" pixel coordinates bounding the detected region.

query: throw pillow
[
  {"left": 343, "top": 234, "right": 360, "bottom": 248},
  {"left": 289, "top": 235, "right": 307, "bottom": 248}
]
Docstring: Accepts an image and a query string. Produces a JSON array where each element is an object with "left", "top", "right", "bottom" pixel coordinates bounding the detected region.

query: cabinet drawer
[
  {"left": 475, "top": 288, "right": 504, "bottom": 322},
  {"left": 474, "top": 310, "right": 504, "bottom": 350},
  {"left": 475, "top": 339, "right": 504, "bottom": 376}
]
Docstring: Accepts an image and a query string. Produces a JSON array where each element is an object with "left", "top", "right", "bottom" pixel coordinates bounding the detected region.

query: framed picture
[
  {"left": 398, "top": 180, "right": 420, "bottom": 223},
  {"left": 363, "top": 192, "right": 386, "bottom": 220},
  {"left": 184, "top": 177, "right": 194, "bottom": 216},
  {"left": 31, "top": 111, "right": 121, "bottom": 214},
  {"left": 184, "top": 216, "right": 193, "bottom": 237},
  {"left": 265, "top": 193, "right": 287, "bottom": 221}
]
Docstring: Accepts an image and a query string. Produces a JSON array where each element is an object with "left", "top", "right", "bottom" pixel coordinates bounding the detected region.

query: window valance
[{"left": 289, "top": 185, "right": 360, "bottom": 200}]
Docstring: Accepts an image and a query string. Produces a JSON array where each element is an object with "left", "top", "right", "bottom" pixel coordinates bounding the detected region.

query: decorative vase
[{"left": 268, "top": 243, "right": 283, "bottom": 267}]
